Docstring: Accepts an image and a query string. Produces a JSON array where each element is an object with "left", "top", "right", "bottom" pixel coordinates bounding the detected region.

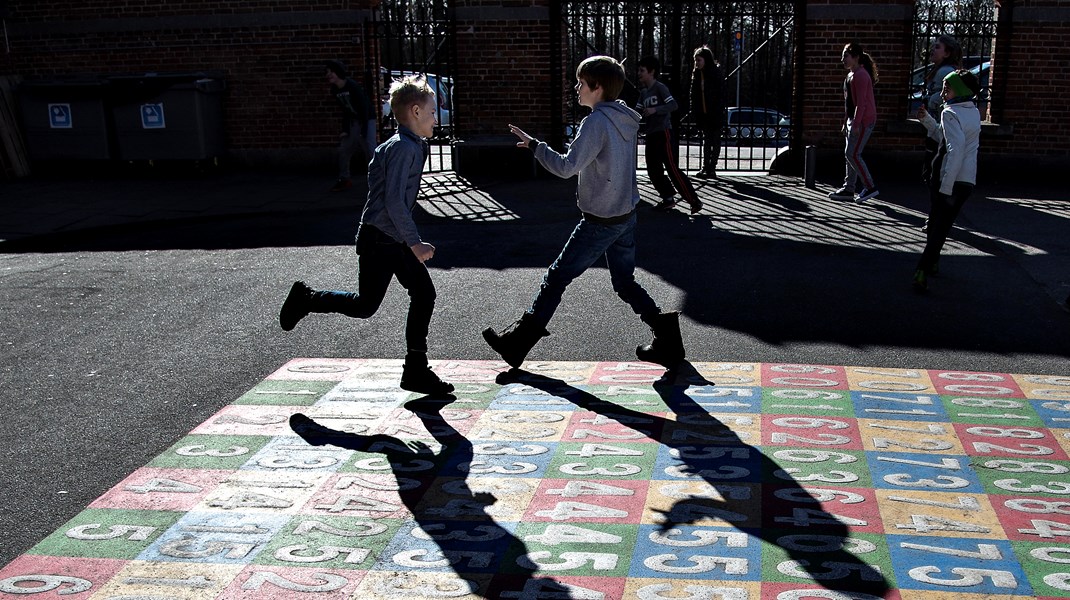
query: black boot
[
  {"left": 400, "top": 353, "right": 455, "bottom": 396},
  {"left": 635, "top": 311, "right": 685, "bottom": 368},
  {"left": 482, "top": 315, "right": 549, "bottom": 369},
  {"left": 279, "top": 281, "right": 314, "bottom": 331}
]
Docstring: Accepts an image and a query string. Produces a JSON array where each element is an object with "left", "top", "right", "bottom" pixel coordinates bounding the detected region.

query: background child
[
  {"left": 636, "top": 56, "right": 701, "bottom": 214},
  {"left": 689, "top": 46, "right": 725, "bottom": 180},
  {"left": 325, "top": 59, "right": 373, "bottom": 192},
  {"left": 485, "top": 55, "right": 686, "bottom": 370},
  {"left": 279, "top": 75, "right": 453, "bottom": 395},
  {"left": 828, "top": 42, "right": 879, "bottom": 204},
  {"left": 912, "top": 69, "right": 981, "bottom": 291}
]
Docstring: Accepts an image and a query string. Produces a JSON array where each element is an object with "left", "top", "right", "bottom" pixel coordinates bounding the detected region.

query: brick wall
[{"left": 0, "top": 0, "right": 378, "bottom": 168}]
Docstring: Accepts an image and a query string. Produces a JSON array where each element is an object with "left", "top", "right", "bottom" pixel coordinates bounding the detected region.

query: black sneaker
[
  {"left": 329, "top": 178, "right": 352, "bottom": 192},
  {"left": 912, "top": 269, "right": 928, "bottom": 292},
  {"left": 279, "top": 281, "right": 313, "bottom": 331},
  {"left": 828, "top": 187, "right": 854, "bottom": 201},
  {"left": 653, "top": 197, "right": 678, "bottom": 211},
  {"left": 400, "top": 364, "right": 455, "bottom": 396}
]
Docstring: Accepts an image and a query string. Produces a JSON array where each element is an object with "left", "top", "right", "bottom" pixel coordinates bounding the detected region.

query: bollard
[{"left": 804, "top": 145, "right": 816, "bottom": 189}]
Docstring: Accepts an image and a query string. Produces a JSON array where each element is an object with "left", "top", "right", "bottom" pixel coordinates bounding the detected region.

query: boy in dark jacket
[
  {"left": 280, "top": 76, "right": 453, "bottom": 395},
  {"left": 326, "top": 59, "right": 373, "bottom": 191},
  {"left": 484, "top": 55, "right": 687, "bottom": 371},
  {"left": 636, "top": 56, "right": 701, "bottom": 214}
]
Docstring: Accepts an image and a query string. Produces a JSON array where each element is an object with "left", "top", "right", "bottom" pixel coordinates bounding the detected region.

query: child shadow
[
  {"left": 498, "top": 363, "right": 891, "bottom": 597},
  {"left": 289, "top": 396, "right": 573, "bottom": 599}
]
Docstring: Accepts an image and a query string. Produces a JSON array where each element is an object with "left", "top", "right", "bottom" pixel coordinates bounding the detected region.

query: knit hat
[
  {"left": 943, "top": 70, "right": 975, "bottom": 99},
  {"left": 325, "top": 60, "right": 348, "bottom": 79}
]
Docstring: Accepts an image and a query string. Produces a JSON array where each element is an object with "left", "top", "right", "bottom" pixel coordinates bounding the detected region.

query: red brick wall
[{"left": 0, "top": 0, "right": 379, "bottom": 167}]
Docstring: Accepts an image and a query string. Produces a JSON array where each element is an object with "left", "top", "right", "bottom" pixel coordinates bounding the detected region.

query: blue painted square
[
  {"left": 852, "top": 390, "right": 949, "bottom": 422},
  {"left": 628, "top": 525, "right": 760, "bottom": 580},
  {"left": 652, "top": 444, "right": 761, "bottom": 483},
  {"left": 886, "top": 534, "right": 1033, "bottom": 595},
  {"left": 1031, "top": 398, "right": 1070, "bottom": 428},
  {"left": 239, "top": 435, "right": 354, "bottom": 473},
  {"left": 440, "top": 440, "right": 558, "bottom": 478},
  {"left": 866, "top": 451, "right": 984, "bottom": 493},
  {"left": 491, "top": 383, "right": 583, "bottom": 411},
  {"left": 137, "top": 511, "right": 288, "bottom": 564},
  {"left": 377, "top": 519, "right": 521, "bottom": 573},
  {"left": 675, "top": 385, "right": 762, "bottom": 413}
]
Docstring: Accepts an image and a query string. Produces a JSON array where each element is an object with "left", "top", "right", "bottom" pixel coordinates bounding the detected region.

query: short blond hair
[{"left": 388, "top": 76, "right": 435, "bottom": 123}]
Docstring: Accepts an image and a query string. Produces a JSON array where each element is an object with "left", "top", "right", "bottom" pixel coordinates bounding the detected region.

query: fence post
[{"left": 804, "top": 144, "right": 816, "bottom": 188}]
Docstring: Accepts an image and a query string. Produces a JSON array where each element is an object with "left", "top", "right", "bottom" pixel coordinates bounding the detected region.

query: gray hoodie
[{"left": 532, "top": 100, "right": 641, "bottom": 219}]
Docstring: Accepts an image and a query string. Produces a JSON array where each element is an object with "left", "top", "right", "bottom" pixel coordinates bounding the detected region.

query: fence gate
[
  {"left": 371, "top": 0, "right": 455, "bottom": 173},
  {"left": 559, "top": 1, "right": 798, "bottom": 173}
]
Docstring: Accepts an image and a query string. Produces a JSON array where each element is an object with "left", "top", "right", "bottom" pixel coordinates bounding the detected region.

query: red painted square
[
  {"left": 761, "top": 485, "right": 885, "bottom": 534},
  {"left": 989, "top": 494, "right": 1070, "bottom": 542},
  {"left": 563, "top": 410, "right": 662, "bottom": 444},
  {"left": 761, "top": 363, "right": 850, "bottom": 390},
  {"left": 762, "top": 414, "right": 864, "bottom": 450},
  {"left": 928, "top": 370, "right": 1025, "bottom": 398},
  {"left": 522, "top": 478, "right": 651, "bottom": 524},
  {"left": 954, "top": 423, "right": 1069, "bottom": 460},
  {"left": 88, "top": 467, "right": 229, "bottom": 511},
  {"left": 267, "top": 358, "right": 368, "bottom": 381},
  {"left": 0, "top": 555, "right": 127, "bottom": 597}
]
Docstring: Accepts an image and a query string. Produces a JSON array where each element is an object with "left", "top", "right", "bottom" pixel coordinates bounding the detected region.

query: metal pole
[{"left": 804, "top": 145, "right": 816, "bottom": 189}]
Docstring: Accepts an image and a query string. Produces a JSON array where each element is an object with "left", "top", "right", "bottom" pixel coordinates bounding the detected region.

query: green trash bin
[
  {"left": 108, "top": 73, "right": 225, "bottom": 161},
  {"left": 17, "top": 78, "right": 112, "bottom": 160}
]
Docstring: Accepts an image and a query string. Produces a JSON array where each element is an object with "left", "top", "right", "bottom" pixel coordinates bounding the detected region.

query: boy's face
[
  {"left": 326, "top": 69, "right": 344, "bottom": 87},
  {"left": 404, "top": 95, "right": 438, "bottom": 138},
  {"left": 575, "top": 78, "right": 602, "bottom": 108},
  {"left": 637, "top": 66, "right": 654, "bottom": 87}
]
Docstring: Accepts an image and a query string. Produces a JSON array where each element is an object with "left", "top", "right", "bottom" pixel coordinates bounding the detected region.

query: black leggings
[{"left": 917, "top": 182, "right": 974, "bottom": 272}]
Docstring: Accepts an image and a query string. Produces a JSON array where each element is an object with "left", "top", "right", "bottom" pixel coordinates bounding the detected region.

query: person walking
[
  {"left": 483, "top": 56, "right": 687, "bottom": 371},
  {"left": 912, "top": 69, "right": 982, "bottom": 292},
  {"left": 689, "top": 46, "right": 725, "bottom": 180},
  {"left": 828, "top": 42, "right": 880, "bottom": 204},
  {"left": 636, "top": 56, "right": 702, "bottom": 214},
  {"left": 326, "top": 59, "right": 373, "bottom": 192}
]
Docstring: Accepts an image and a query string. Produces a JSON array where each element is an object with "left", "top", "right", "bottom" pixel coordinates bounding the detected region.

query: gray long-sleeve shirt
[{"left": 636, "top": 80, "right": 677, "bottom": 133}]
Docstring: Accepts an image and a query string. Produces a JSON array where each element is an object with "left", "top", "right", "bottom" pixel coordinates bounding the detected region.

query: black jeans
[
  {"left": 917, "top": 181, "right": 974, "bottom": 272},
  {"left": 700, "top": 119, "right": 723, "bottom": 172},
  {"left": 310, "top": 225, "right": 436, "bottom": 354}
]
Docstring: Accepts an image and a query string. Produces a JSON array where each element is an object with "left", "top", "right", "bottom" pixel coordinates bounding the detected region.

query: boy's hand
[
  {"left": 410, "top": 242, "right": 436, "bottom": 263},
  {"left": 508, "top": 124, "right": 534, "bottom": 148},
  {"left": 915, "top": 106, "right": 928, "bottom": 120}
]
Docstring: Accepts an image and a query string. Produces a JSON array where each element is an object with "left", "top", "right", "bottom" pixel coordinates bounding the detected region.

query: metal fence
[
  {"left": 560, "top": 1, "right": 798, "bottom": 172},
  {"left": 909, "top": 0, "right": 997, "bottom": 120},
  {"left": 372, "top": 0, "right": 455, "bottom": 172}
]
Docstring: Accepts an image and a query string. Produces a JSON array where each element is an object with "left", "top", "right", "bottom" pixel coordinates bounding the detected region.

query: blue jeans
[{"left": 527, "top": 212, "right": 660, "bottom": 329}]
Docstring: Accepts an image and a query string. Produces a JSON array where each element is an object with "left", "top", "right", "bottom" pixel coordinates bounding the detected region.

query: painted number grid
[{"left": 2, "top": 359, "right": 1070, "bottom": 599}]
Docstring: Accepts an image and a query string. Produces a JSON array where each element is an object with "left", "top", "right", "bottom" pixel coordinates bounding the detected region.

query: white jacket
[{"left": 919, "top": 100, "right": 981, "bottom": 196}]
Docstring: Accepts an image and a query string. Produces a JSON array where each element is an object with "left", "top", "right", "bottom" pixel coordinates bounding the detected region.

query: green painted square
[
  {"left": 254, "top": 515, "right": 405, "bottom": 569},
  {"left": 450, "top": 383, "right": 501, "bottom": 409},
  {"left": 1011, "top": 540, "right": 1070, "bottom": 596},
  {"left": 974, "top": 457, "right": 1070, "bottom": 498},
  {"left": 234, "top": 380, "right": 338, "bottom": 406},
  {"left": 148, "top": 434, "right": 273, "bottom": 469},
  {"left": 338, "top": 444, "right": 452, "bottom": 475},
  {"left": 504, "top": 522, "right": 639, "bottom": 578},
  {"left": 942, "top": 395, "right": 1043, "bottom": 427},
  {"left": 758, "top": 529, "right": 893, "bottom": 588},
  {"left": 28, "top": 508, "right": 182, "bottom": 559},
  {"left": 583, "top": 385, "right": 671, "bottom": 413},
  {"left": 761, "top": 388, "right": 856, "bottom": 417},
  {"left": 762, "top": 447, "right": 873, "bottom": 489},
  {"left": 547, "top": 442, "right": 658, "bottom": 480}
]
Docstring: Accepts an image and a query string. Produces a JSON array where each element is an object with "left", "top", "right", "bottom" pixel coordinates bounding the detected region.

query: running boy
[
  {"left": 636, "top": 56, "right": 701, "bottom": 214},
  {"left": 484, "top": 55, "right": 686, "bottom": 370},
  {"left": 279, "top": 76, "right": 453, "bottom": 395}
]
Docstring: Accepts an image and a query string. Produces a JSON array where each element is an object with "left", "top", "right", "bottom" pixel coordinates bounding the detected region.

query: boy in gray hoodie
[{"left": 483, "top": 55, "right": 686, "bottom": 370}]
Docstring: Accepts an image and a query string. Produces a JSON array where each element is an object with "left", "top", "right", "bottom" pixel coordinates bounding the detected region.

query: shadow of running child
[
  {"left": 290, "top": 396, "right": 580, "bottom": 599},
  {"left": 498, "top": 362, "right": 891, "bottom": 598}
]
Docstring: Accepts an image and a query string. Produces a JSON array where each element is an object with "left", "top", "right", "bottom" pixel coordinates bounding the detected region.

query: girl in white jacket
[{"left": 912, "top": 69, "right": 981, "bottom": 291}]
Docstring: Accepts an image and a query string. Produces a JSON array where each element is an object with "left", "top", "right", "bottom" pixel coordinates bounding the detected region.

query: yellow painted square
[
  {"left": 690, "top": 362, "right": 763, "bottom": 387},
  {"left": 351, "top": 570, "right": 490, "bottom": 599},
  {"left": 845, "top": 366, "right": 938, "bottom": 394},
  {"left": 642, "top": 480, "right": 761, "bottom": 529},
  {"left": 89, "top": 561, "right": 242, "bottom": 599},
  {"left": 467, "top": 410, "right": 570, "bottom": 442},
  {"left": 415, "top": 476, "right": 539, "bottom": 522},
  {"left": 193, "top": 470, "right": 331, "bottom": 514},
  {"left": 624, "top": 578, "right": 760, "bottom": 599},
  {"left": 875, "top": 490, "right": 1005, "bottom": 539},
  {"left": 1013, "top": 373, "right": 1070, "bottom": 401},
  {"left": 857, "top": 418, "right": 966, "bottom": 454}
]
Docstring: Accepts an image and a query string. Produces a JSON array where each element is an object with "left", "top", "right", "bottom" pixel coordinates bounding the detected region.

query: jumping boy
[
  {"left": 636, "top": 56, "right": 701, "bottom": 214},
  {"left": 279, "top": 75, "right": 453, "bottom": 395},
  {"left": 484, "top": 55, "right": 687, "bottom": 370}
]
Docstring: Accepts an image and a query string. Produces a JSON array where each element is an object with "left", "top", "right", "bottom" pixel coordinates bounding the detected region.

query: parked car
[
  {"left": 380, "top": 68, "right": 454, "bottom": 131},
  {"left": 725, "top": 107, "right": 791, "bottom": 144},
  {"left": 908, "top": 61, "right": 990, "bottom": 114}
]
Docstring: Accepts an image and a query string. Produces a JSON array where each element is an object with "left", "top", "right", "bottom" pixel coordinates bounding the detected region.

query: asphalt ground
[{"left": 1, "top": 166, "right": 1068, "bottom": 568}]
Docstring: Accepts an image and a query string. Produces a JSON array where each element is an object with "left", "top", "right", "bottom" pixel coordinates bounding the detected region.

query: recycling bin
[
  {"left": 17, "top": 78, "right": 111, "bottom": 160},
  {"left": 108, "top": 73, "right": 225, "bottom": 161}
]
